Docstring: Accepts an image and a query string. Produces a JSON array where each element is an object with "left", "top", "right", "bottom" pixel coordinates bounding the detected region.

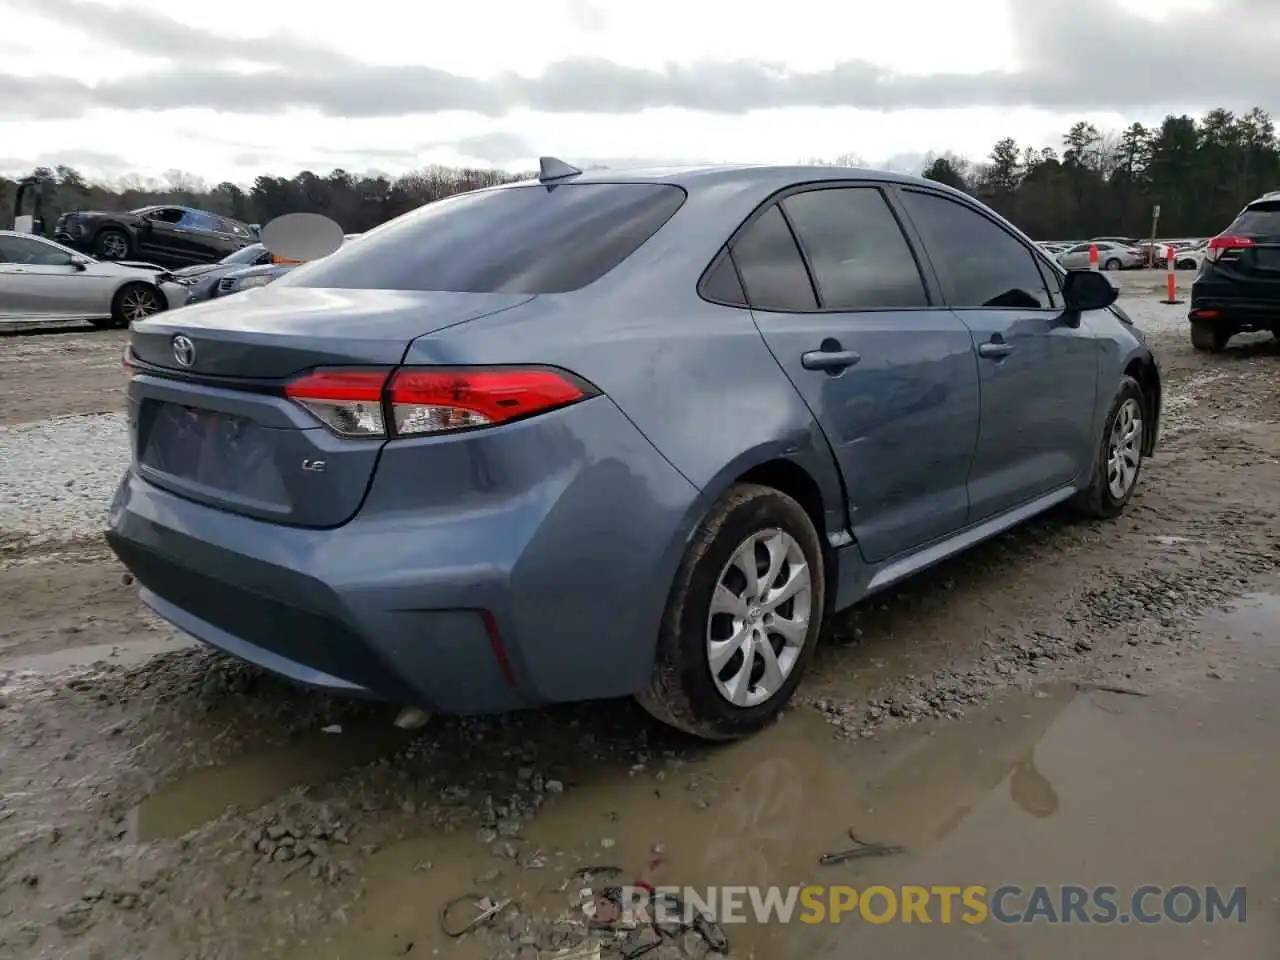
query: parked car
[
  {"left": 107, "top": 161, "right": 1161, "bottom": 741},
  {"left": 1174, "top": 239, "right": 1208, "bottom": 270},
  {"left": 0, "top": 229, "right": 188, "bottom": 327},
  {"left": 53, "top": 205, "right": 257, "bottom": 269},
  {"left": 168, "top": 242, "right": 277, "bottom": 303},
  {"left": 208, "top": 234, "right": 363, "bottom": 300},
  {"left": 1058, "top": 241, "right": 1143, "bottom": 271},
  {"left": 1188, "top": 191, "right": 1280, "bottom": 351}
]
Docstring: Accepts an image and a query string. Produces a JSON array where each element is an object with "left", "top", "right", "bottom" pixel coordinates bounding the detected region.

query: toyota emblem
[{"left": 172, "top": 335, "right": 195, "bottom": 368}]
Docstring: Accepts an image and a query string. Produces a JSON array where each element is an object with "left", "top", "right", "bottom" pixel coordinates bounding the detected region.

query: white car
[
  {"left": 1057, "top": 241, "right": 1143, "bottom": 271},
  {"left": 1173, "top": 240, "right": 1208, "bottom": 270},
  {"left": 0, "top": 230, "right": 189, "bottom": 327}
]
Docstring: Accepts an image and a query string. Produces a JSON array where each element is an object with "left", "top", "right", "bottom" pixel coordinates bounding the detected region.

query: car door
[
  {"left": 896, "top": 187, "right": 1099, "bottom": 523},
  {"left": 730, "top": 185, "right": 981, "bottom": 563},
  {"left": 137, "top": 207, "right": 187, "bottom": 261},
  {"left": 174, "top": 210, "right": 225, "bottom": 262},
  {"left": 0, "top": 234, "right": 111, "bottom": 319},
  {"left": 1059, "top": 243, "right": 1091, "bottom": 270}
]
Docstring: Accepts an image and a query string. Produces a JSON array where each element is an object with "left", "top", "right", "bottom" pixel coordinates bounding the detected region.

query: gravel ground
[
  {"left": 0, "top": 273, "right": 1277, "bottom": 960},
  {"left": 0, "top": 414, "right": 129, "bottom": 545}
]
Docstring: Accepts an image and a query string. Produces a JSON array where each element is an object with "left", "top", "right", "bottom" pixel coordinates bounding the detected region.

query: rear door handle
[
  {"left": 978, "top": 341, "right": 1013, "bottom": 359},
  {"left": 801, "top": 348, "right": 861, "bottom": 372}
]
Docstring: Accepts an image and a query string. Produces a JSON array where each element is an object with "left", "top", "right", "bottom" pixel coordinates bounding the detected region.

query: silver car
[
  {"left": 1057, "top": 241, "right": 1143, "bottom": 271},
  {"left": 0, "top": 230, "right": 189, "bottom": 328}
]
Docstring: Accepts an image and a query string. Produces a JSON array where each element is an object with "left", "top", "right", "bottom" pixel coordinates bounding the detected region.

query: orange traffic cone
[{"left": 1160, "top": 244, "right": 1183, "bottom": 304}]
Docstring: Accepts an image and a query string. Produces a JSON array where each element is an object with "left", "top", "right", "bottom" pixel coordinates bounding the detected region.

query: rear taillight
[
  {"left": 388, "top": 368, "right": 588, "bottom": 435},
  {"left": 1206, "top": 235, "right": 1254, "bottom": 262},
  {"left": 285, "top": 369, "right": 389, "bottom": 438},
  {"left": 284, "top": 366, "right": 593, "bottom": 439}
]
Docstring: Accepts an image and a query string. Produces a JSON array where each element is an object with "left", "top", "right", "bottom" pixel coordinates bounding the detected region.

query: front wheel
[
  {"left": 1103, "top": 258, "right": 1122, "bottom": 271},
  {"left": 636, "top": 484, "right": 826, "bottom": 741},
  {"left": 110, "top": 283, "right": 165, "bottom": 328},
  {"left": 1071, "top": 376, "right": 1146, "bottom": 520}
]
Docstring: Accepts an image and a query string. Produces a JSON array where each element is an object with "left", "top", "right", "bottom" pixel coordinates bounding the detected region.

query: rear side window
[
  {"left": 282, "top": 183, "right": 686, "bottom": 294},
  {"left": 899, "top": 190, "right": 1052, "bottom": 310},
  {"left": 1226, "top": 201, "right": 1280, "bottom": 236},
  {"left": 729, "top": 205, "right": 818, "bottom": 311},
  {"left": 780, "top": 187, "right": 928, "bottom": 309},
  {"left": 180, "top": 211, "right": 216, "bottom": 231},
  {"left": 701, "top": 253, "right": 747, "bottom": 305}
]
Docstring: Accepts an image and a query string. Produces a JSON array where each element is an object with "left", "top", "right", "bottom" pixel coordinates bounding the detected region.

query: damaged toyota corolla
[{"left": 107, "top": 158, "right": 1160, "bottom": 741}]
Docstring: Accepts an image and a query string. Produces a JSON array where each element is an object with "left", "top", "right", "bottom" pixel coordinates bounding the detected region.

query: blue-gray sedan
[{"left": 106, "top": 160, "right": 1161, "bottom": 740}]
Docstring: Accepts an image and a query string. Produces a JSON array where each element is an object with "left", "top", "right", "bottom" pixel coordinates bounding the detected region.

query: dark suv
[
  {"left": 1188, "top": 192, "right": 1280, "bottom": 352},
  {"left": 54, "top": 205, "right": 257, "bottom": 269}
]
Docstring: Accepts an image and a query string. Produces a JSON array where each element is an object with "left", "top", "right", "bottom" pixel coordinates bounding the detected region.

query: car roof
[{"left": 498, "top": 163, "right": 953, "bottom": 194}]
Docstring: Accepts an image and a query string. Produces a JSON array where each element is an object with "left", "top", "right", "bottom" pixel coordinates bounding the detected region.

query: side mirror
[
  {"left": 1062, "top": 269, "right": 1118, "bottom": 312},
  {"left": 70, "top": 255, "right": 91, "bottom": 270}
]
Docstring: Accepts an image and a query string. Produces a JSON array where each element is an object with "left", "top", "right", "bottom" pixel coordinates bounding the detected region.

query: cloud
[
  {"left": 306, "top": 132, "right": 534, "bottom": 166},
  {"left": 2, "top": 0, "right": 1278, "bottom": 121},
  {"left": 0, "top": 149, "right": 136, "bottom": 179},
  {"left": 564, "top": 0, "right": 608, "bottom": 32},
  {"left": 5, "top": 0, "right": 349, "bottom": 69}
]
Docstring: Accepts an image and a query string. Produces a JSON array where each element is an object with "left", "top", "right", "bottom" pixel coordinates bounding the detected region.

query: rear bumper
[
  {"left": 105, "top": 396, "right": 701, "bottom": 714},
  {"left": 1190, "top": 281, "right": 1280, "bottom": 329}
]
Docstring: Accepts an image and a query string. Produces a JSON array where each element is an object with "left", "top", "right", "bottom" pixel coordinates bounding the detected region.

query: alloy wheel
[
  {"left": 101, "top": 234, "right": 128, "bottom": 259},
  {"left": 706, "top": 528, "right": 812, "bottom": 708},
  {"left": 120, "top": 288, "right": 161, "bottom": 323},
  {"left": 1107, "top": 398, "right": 1143, "bottom": 499}
]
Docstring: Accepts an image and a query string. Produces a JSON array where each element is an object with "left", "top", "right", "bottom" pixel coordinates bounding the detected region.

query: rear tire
[
  {"left": 1071, "top": 376, "right": 1146, "bottom": 520},
  {"left": 636, "top": 484, "right": 826, "bottom": 741},
  {"left": 110, "top": 283, "right": 165, "bottom": 328},
  {"left": 1103, "top": 258, "right": 1121, "bottom": 271},
  {"left": 1190, "top": 320, "right": 1231, "bottom": 353},
  {"left": 94, "top": 228, "right": 133, "bottom": 260}
]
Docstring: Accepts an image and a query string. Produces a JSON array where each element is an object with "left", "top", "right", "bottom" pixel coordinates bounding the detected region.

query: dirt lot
[{"left": 1, "top": 275, "right": 1278, "bottom": 959}]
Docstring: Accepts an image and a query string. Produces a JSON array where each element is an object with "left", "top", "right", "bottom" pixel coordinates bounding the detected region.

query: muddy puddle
[
  {"left": 131, "top": 712, "right": 414, "bottom": 841},
  {"left": 91, "top": 589, "right": 1280, "bottom": 960},
  {"left": 0, "top": 636, "right": 188, "bottom": 678},
  {"left": 256, "top": 685, "right": 1075, "bottom": 959}
]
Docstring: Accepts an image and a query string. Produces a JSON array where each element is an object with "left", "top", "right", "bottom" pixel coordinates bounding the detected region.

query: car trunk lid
[
  {"left": 125, "top": 287, "right": 535, "bottom": 527},
  {"left": 1209, "top": 201, "right": 1280, "bottom": 289}
]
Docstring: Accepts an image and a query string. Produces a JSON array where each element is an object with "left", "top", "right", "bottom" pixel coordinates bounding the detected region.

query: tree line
[
  {"left": 3, "top": 106, "right": 1276, "bottom": 242},
  {"left": 921, "top": 106, "right": 1279, "bottom": 239}
]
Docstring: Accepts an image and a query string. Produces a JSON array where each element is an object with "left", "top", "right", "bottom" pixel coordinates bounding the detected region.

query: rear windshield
[
  {"left": 1227, "top": 201, "right": 1280, "bottom": 236},
  {"left": 280, "top": 182, "right": 687, "bottom": 294}
]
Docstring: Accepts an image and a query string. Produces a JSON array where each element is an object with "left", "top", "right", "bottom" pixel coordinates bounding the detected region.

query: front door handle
[
  {"left": 801, "top": 346, "right": 862, "bottom": 373},
  {"left": 978, "top": 341, "right": 1013, "bottom": 359},
  {"left": 10, "top": 267, "right": 28, "bottom": 273}
]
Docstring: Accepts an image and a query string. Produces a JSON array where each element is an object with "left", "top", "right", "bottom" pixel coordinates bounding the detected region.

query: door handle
[
  {"left": 978, "top": 341, "right": 1013, "bottom": 359},
  {"left": 801, "top": 347, "right": 861, "bottom": 372},
  {"left": 11, "top": 267, "right": 28, "bottom": 273}
]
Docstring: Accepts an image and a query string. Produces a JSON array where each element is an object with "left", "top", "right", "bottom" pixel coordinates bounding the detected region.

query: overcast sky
[{"left": 1, "top": 0, "right": 1277, "bottom": 185}]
